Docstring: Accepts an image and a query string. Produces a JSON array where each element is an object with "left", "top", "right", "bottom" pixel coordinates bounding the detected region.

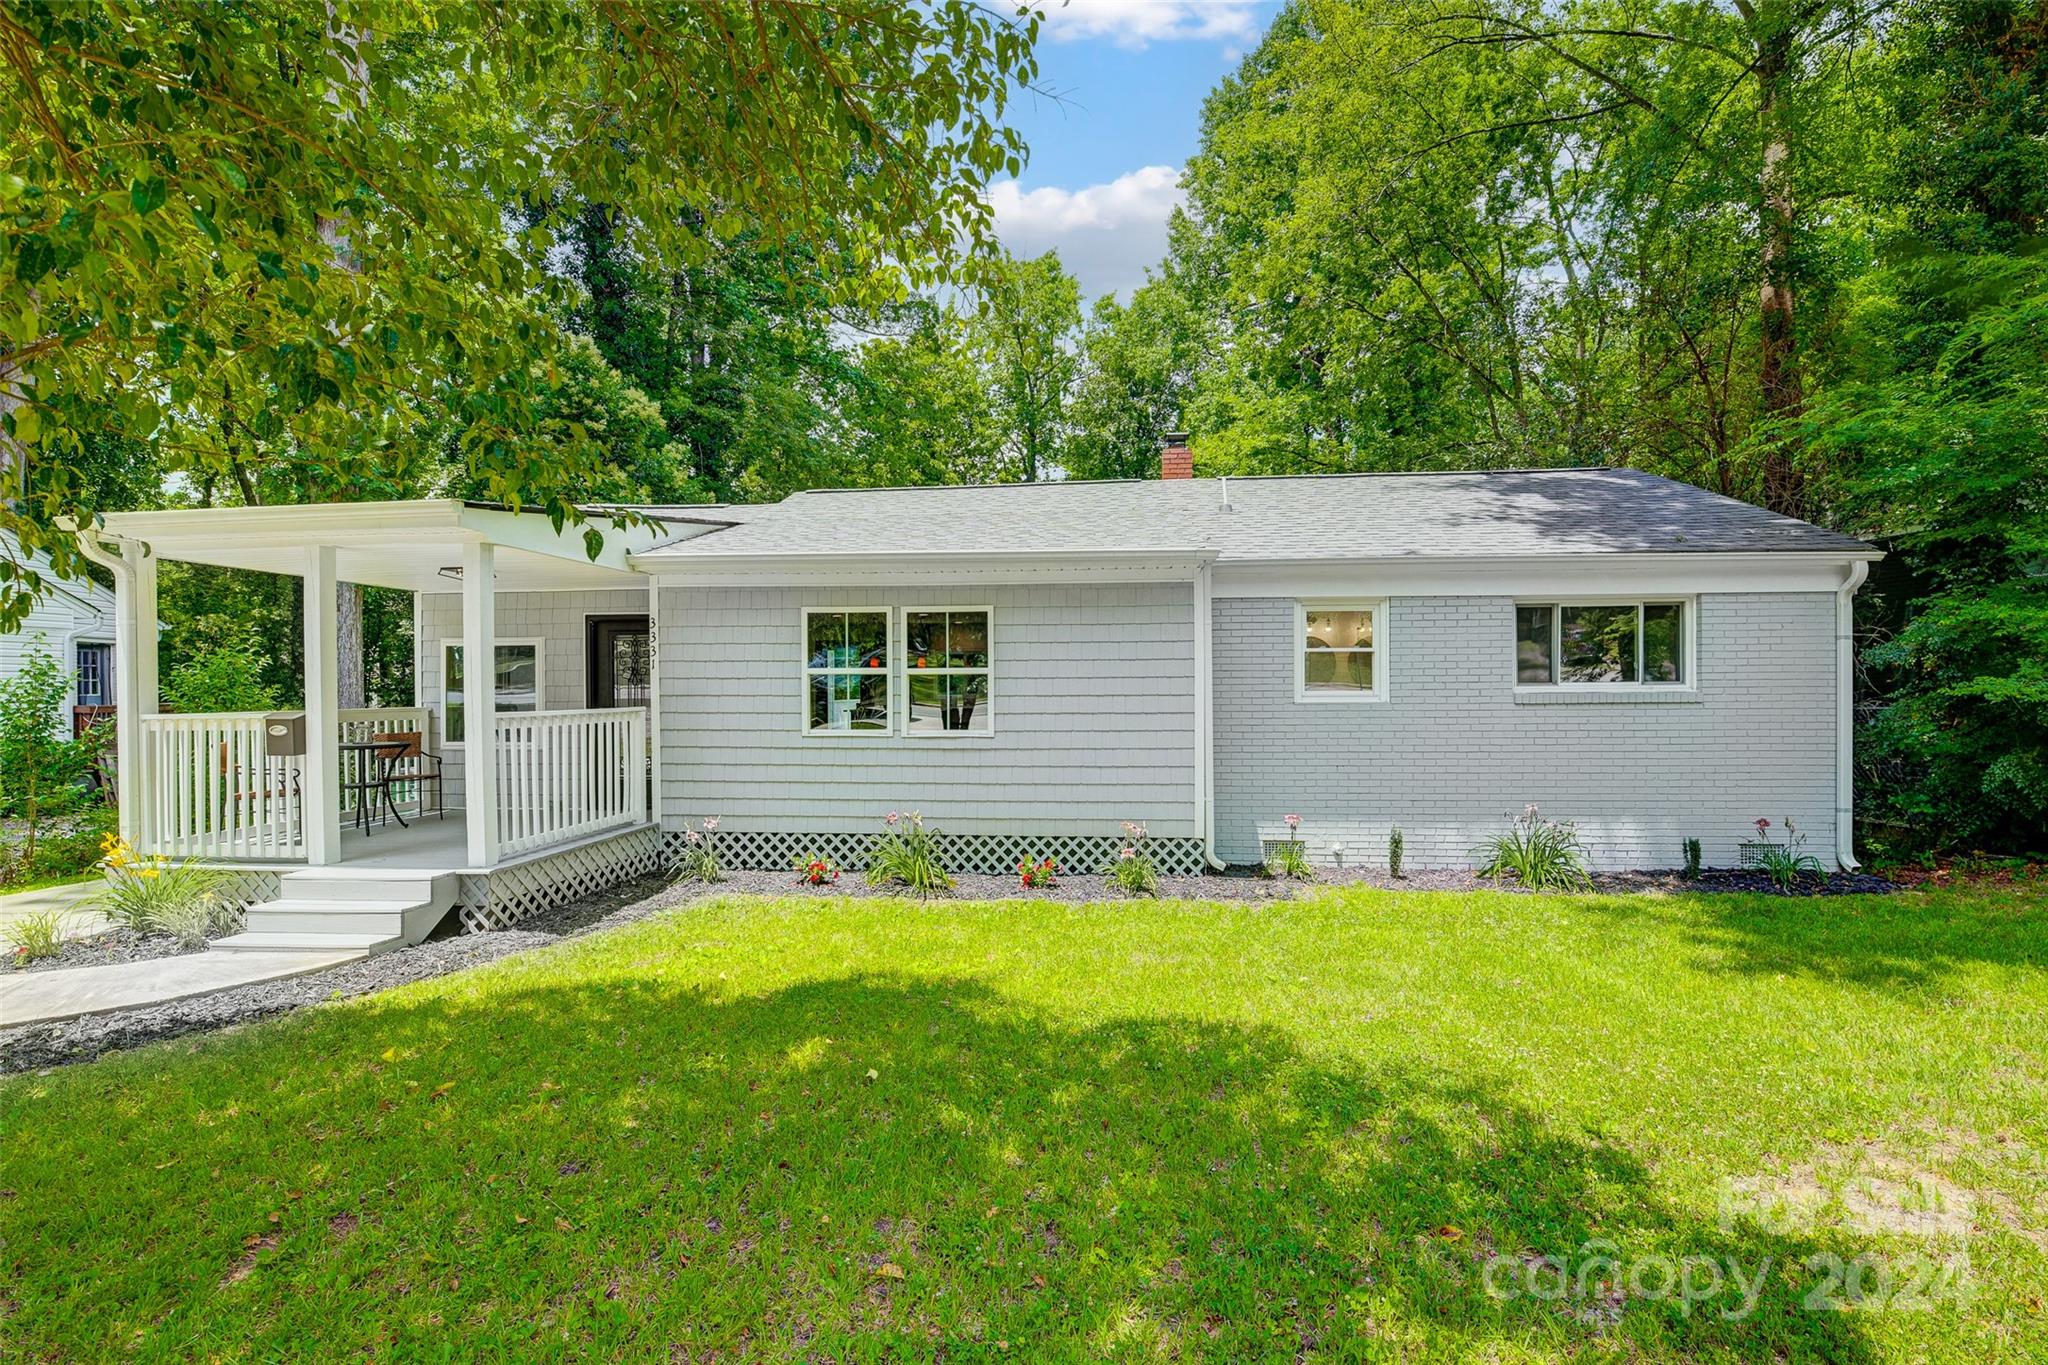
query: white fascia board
[
  {"left": 631, "top": 548, "right": 1218, "bottom": 586},
  {"left": 1212, "top": 551, "right": 1882, "bottom": 598}
]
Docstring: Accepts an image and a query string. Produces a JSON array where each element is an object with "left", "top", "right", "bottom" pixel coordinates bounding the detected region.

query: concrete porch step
[
  {"left": 211, "top": 930, "right": 406, "bottom": 955},
  {"left": 212, "top": 870, "right": 458, "bottom": 955}
]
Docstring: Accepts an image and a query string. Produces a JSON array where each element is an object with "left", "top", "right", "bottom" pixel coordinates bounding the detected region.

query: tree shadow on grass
[
  {"left": 1568, "top": 886, "right": 2048, "bottom": 994},
  {"left": 5, "top": 973, "right": 1883, "bottom": 1361}
]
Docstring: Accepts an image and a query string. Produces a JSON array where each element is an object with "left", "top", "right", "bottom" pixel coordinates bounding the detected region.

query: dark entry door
[{"left": 587, "top": 616, "right": 652, "bottom": 708}]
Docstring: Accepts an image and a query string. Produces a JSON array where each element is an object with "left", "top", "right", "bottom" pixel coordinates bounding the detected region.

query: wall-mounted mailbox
[{"left": 263, "top": 711, "right": 307, "bottom": 758}]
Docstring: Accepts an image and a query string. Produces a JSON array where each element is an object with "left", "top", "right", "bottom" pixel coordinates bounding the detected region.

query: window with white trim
[
  {"left": 1516, "top": 602, "right": 1687, "bottom": 686},
  {"left": 1296, "top": 601, "right": 1384, "bottom": 701},
  {"left": 804, "top": 609, "right": 892, "bottom": 733},
  {"left": 443, "top": 640, "right": 543, "bottom": 742},
  {"left": 904, "top": 608, "right": 992, "bottom": 734}
]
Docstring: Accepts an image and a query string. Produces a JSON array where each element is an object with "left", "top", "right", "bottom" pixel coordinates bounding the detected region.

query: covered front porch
[{"left": 77, "top": 501, "right": 668, "bottom": 876}]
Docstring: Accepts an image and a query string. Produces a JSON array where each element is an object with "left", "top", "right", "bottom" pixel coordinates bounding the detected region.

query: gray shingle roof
[{"left": 635, "top": 468, "right": 1874, "bottom": 563}]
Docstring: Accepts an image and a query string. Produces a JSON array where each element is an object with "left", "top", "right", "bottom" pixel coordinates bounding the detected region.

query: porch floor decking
[{"left": 201, "top": 813, "right": 660, "bottom": 875}]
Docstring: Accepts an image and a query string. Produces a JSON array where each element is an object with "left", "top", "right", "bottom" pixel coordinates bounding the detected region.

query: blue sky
[{"left": 987, "top": 1, "right": 1284, "bottom": 303}]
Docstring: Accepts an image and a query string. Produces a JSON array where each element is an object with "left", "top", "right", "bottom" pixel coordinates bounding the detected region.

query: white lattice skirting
[
  {"left": 457, "top": 827, "right": 663, "bottom": 933},
  {"left": 209, "top": 869, "right": 283, "bottom": 933},
  {"left": 663, "top": 828, "right": 1209, "bottom": 879}
]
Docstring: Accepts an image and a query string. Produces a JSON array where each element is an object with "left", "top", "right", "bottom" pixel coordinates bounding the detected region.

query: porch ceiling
[{"left": 95, "top": 500, "right": 672, "bottom": 592}]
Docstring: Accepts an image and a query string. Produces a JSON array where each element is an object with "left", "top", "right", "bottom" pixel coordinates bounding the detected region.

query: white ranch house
[{"left": 75, "top": 457, "right": 1879, "bottom": 952}]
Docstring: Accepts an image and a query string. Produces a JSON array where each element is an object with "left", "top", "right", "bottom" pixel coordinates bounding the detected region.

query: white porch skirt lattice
[
  {"left": 455, "top": 826, "right": 662, "bottom": 932},
  {"left": 663, "top": 828, "right": 1209, "bottom": 879}
]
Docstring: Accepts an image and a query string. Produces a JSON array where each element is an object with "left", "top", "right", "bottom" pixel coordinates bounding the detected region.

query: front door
[{"left": 587, "top": 616, "right": 652, "bottom": 709}]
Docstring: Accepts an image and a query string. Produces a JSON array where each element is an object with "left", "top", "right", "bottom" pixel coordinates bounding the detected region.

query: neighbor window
[
  {"left": 1297, "top": 601, "right": 1384, "bottom": 701},
  {"left": 805, "top": 609, "right": 892, "bottom": 733},
  {"left": 904, "top": 608, "right": 992, "bottom": 733},
  {"left": 444, "top": 641, "right": 542, "bottom": 742},
  {"left": 1516, "top": 602, "right": 1686, "bottom": 686}
]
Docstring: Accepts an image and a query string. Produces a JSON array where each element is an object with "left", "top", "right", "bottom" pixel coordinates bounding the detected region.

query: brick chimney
[{"left": 1160, "top": 432, "right": 1193, "bottom": 480}]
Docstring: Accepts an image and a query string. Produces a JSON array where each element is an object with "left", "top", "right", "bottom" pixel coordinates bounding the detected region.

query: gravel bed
[
  {"left": 0, "top": 863, "right": 1897, "bottom": 1075},
  {"left": 8, "top": 926, "right": 203, "bottom": 975}
]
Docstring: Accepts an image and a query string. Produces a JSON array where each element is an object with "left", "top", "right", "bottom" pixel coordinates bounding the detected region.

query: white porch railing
[
  {"left": 137, "top": 713, "right": 304, "bottom": 860},
  {"left": 339, "top": 706, "right": 431, "bottom": 819},
  {"left": 494, "top": 708, "right": 648, "bottom": 856}
]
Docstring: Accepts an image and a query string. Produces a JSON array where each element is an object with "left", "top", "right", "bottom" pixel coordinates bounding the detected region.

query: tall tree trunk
[
  {"left": 1754, "top": 19, "right": 1806, "bottom": 518},
  {"left": 337, "top": 582, "right": 365, "bottom": 708}
]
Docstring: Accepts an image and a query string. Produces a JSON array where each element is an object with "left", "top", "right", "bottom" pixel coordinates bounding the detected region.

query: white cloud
[
  {"left": 988, "top": 164, "right": 1184, "bottom": 301},
  {"left": 1035, "top": 0, "right": 1262, "bottom": 49}
]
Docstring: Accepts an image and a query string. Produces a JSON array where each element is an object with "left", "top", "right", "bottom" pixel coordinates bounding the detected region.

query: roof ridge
[{"left": 788, "top": 465, "right": 1617, "bottom": 497}]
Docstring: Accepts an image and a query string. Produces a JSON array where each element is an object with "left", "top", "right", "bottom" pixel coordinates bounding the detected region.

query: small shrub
[
  {"left": 1751, "top": 818, "right": 1825, "bottom": 891},
  {"left": 670, "top": 817, "right": 724, "bottom": 884},
  {"left": 1388, "top": 826, "right": 1404, "bottom": 879},
  {"left": 5, "top": 906, "right": 68, "bottom": 965},
  {"left": 1101, "top": 821, "right": 1160, "bottom": 897},
  {"left": 0, "top": 638, "right": 98, "bottom": 875},
  {"left": 792, "top": 852, "right": 841, "bottom": 887},
  {"left": 1474, "top": 804, "right": 1591, "bottom": 892},
  {"left": 150, "top": 891, "right": 238, "bottom": 950},
  {"left": 1681, "top": 837, "right": 1703, "bottom": 881},
  {"left": 1017, "top": 856, "right": 1058, "bottom": 889},
  {"left": 1264, "top": 815, "right": 1315, "bottom": 881},
  {"left": 866, "top": 811, "right": 953, "bottom": 898},
  {"left": 91, "top": 835, "right": 232, "bottom": 933}
]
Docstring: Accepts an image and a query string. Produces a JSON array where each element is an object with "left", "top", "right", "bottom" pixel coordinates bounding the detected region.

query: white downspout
[
  {"left": 1835, "top": 560, "right": 1870, "bottom": 871},
  {"left": 1194, "top": 561, "right": 1223, "bottom": 869}
]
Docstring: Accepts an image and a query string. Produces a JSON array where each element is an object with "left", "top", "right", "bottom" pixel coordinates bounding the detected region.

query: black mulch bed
[
  {"left": 0, "top": 864, "right": 1897, "bottom": 1075},
  {"left": 9, "top": 926, "right": 205, "bottom": 975}
]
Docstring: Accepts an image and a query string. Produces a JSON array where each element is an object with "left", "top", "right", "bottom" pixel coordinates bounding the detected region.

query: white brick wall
[
  {"left": 416, "top": 587, "right": 649, "bottom": 805},
  {"left": 657, "top": 583, "right": 1199, "bottom": 837},
  {"left": 1212, "top": 594, "right": 1839, "bottom": 871}
]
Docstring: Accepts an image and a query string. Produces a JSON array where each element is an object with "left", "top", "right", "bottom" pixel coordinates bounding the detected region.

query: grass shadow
[{"left": 1, "top": 964, "right": 1883, "bottom": 1361}]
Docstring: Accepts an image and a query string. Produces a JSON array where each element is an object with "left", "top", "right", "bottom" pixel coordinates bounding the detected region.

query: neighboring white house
[
  {"left": 1, "top": 529, "right": 118, "bottom": 738},
  {"left": 75, "top": 457, "right": 1879, "bottom": 953}
]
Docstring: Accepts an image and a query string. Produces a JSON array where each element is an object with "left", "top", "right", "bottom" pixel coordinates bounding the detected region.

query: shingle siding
[
  {"left": 416, "top": 587, "right": 649, "bottom": 805},
  {"left": 1212, "top": 594, "right": 1839, "bottom": 871},
  {"left": 657, "top": 583, "right": 1198, "bottom": 837}
]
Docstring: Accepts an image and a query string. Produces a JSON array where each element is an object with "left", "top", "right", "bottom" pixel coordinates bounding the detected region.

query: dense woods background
[{"left": 4, "top": 0, "right": 2044, "bottom": 857}]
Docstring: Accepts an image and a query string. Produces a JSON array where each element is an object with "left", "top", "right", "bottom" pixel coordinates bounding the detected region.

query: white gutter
[{"left": 1836, "top": 559, "right": 1870, "bottom": 870}]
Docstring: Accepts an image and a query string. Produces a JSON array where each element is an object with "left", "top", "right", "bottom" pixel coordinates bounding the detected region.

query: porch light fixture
[{"left": 437, "top": 565, "right": 463, "bottom": 582}]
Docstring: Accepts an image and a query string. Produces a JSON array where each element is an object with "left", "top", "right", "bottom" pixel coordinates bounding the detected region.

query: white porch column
[
  {"left": 461, "top": 540, "right": 499, "bottom": 867},
  {"left": 302, "top": 545, "right": 341, "bottom": 865},
  {"left": 111, "top": 543, "right": 154, "bottom": 846}
]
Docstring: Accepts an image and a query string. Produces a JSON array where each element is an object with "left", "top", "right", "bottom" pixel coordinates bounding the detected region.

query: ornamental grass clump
[
  {"left": 670, "top": 817, "right": 724, "bottom": 884},
  {"left": 150, "top": 891, "right": 238, "bottom": 951},
  {"left": 1263, "top": 813, "right": 1315, "bottom": 881},
  {"left": 5, "top": 906, "right": 67, "bottom": 965},
  {"left": 91, "top": 834, "right": 231, "bottom": 934},
  {"left": 866, "top": 811, "right": 953, "bottom": 898},
  {"left": 1101, "top": 821, "right": 1160, "bottom": 898},
  {"left": 1474, "top": 804, "right": 1591, "bottom": 892}
]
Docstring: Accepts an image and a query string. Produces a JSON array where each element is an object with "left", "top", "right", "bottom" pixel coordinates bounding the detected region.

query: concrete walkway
[
  {"left": 0, "top": 880, "right": 111, "bottom": 942},
  {"left": 1, "top": 948, "right": 365, "bottom": 1028}
]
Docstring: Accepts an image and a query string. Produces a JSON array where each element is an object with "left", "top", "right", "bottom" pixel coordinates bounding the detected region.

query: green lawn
[{"left": 3, "top": 884, "right": 2045, "bottom": 1362}]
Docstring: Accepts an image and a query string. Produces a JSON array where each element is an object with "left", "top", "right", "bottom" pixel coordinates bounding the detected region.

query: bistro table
[{"left": 340, "top": 737, "right": 413, "bottom": 834}]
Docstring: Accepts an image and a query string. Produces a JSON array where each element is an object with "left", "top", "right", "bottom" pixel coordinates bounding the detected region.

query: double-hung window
[
  {"left": 1296, "top": 601, "right": 1385, "bottom": 702},
  {"left": 804, "top": 609, "right": 892, "bottom": 733},
  {"left": 444, "top": 640, "right": 543, "bottom": 743},
  {"left": 905, "top": 609, "right": 992, "bottom": 734},
  {"left": 1516, "top": 602, "right": 1688, "bottom": 687}
]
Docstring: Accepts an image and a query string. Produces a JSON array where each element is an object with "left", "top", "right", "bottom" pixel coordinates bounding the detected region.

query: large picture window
[
  {"left": 905, "top": 608, "right": 991, "bottom": 734},
  {"left": 444, "top": 640, "right": 542, "bottom": 743},
  {"left": 1296, "top": 601, "right": 1384, "bottom": 701},
  {"left": 1516, "top": 602, "right": 1687, "bottom": 687},
  {"left": 804, "top": 610, "right": 891, "bottom": 733}
]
